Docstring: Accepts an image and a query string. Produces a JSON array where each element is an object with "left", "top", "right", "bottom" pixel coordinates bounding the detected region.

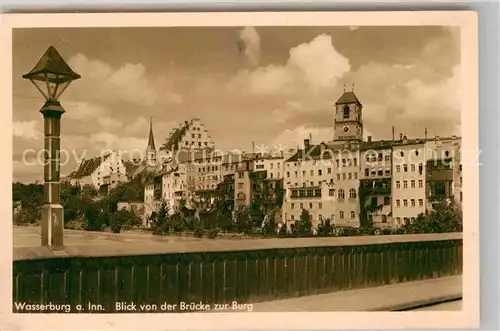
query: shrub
[{"left": 206, "top": 228, "right": 218, "bottom": 239}]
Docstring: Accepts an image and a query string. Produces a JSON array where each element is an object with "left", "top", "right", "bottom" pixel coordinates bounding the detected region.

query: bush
[
  {"left": 206, "top": 228, "right": 218, "bottom": 239},
  {"left": 194, "top": 226, "right": 204, "bottom": 238}
]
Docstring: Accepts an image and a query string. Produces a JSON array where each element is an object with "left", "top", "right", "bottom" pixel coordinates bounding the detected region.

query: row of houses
[{"left": 64, "top": 90, "right": 463, "bottom": 232}]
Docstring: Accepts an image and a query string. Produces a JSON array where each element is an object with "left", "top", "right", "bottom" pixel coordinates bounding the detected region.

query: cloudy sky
[{"left": 13, "top": 26, "right": 461, "bottom": 183}]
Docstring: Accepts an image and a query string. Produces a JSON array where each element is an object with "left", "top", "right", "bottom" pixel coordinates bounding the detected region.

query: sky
[{"left": 12, "top": 26, "right": 461, "bottom": 183}]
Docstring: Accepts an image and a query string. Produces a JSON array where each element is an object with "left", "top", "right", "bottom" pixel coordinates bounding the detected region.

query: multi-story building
[
  {"left": 391, "top": 138, "right": 427, "bottom": 227},
  {"left": 161, "top": 118, "right": 215, "bottom": 154},
  {"left": 67, "top": 151, "right": 128, "bottom": 192},
  {"left": 282, "top": 140, "right": 337, "bottom": 229},
  {"left": 360, "top": 139, "right": 393, "bottom": 228}
]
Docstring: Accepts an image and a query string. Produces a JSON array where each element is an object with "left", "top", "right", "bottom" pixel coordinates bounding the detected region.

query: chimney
[
  {"left": 392, "top": 126, "right": 395, "bottom": 141},
  {"left": 399, "top": 133, "right": 403, "bottom": 141},
  {"left": 367, "top": 136, "right": 372, "bottom": 142},
  {"left": 403, "top": 135, "right": 408, "bottom": 142},
  {"left": 304, "top": 139, "right": 310, "bottom": 149}
]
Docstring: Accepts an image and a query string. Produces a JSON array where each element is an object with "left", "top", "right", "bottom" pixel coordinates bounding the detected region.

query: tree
[
  {"left": 296, "top": 209, "right": 313, "bottom": 237},
  {"left": 262, "top": 211, "right": 277, "bottom": 237},
  {"left": 234, "top": 206, "right": 251, "bottom": 233},
  {"left": 151, "top": 201, "right": 170, "bottom": 235},
  {"left": 85, "top": 203, "right": 108, "bottom": 231},
  {"left": 316, "top": 219, "right": 334, "bottom": 237},
  {"left": 278, "top": 222, "right": 288, "bottom": 237},
  {"left": 403, "top": 198, "right": 462, "bottom": 234},
  {"left": 109, "top": 209, "right": 140, "bottom": 233}
]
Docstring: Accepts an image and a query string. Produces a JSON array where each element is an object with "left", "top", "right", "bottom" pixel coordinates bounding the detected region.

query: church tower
[
  {"left": 146, "top": 117, "right": 157, "bottom": 166},
  {"left": 333, "top": 86, "right": 363, "bottom": 142}
]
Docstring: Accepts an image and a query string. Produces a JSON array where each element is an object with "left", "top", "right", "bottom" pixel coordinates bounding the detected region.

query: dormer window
[{"left": 343, "top": 105, "right": 350, "bottom": 119}]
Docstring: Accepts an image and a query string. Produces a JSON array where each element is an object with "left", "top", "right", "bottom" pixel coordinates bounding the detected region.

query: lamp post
[{"left": 22, "top": 46, "right": 81, "bottom": 249}]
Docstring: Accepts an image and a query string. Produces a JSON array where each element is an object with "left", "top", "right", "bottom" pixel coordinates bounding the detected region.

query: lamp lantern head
[{"left": 22, "top": 46, "right": 80, "bottom": 102}]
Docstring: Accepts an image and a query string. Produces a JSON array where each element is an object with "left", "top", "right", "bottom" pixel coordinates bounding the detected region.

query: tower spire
[{"left": 147, "top": 116, "right": 156, "bottom": 151}]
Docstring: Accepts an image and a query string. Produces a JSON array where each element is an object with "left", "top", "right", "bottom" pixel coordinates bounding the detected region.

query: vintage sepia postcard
[{"left": 0, "top": 11, "right": 479, "bottom": 330}]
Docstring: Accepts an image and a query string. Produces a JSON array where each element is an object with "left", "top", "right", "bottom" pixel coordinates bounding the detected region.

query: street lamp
[{"left": 22, "top": 46, "right": 81, "bottom": 250}]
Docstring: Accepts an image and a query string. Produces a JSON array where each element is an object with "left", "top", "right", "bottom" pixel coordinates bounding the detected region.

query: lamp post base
[{"left": 41, "top": 204, "right": 65, "bottom": 250}]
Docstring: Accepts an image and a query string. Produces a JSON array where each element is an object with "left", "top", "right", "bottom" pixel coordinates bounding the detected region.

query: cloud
[
  {"left": 230, "top": 34, "right": 351, "bottom": 96},
  {"left": 66, "top": 54, "right": 183, "bottom": 108},
  {"left": 238, "top": 27, "right": 261, "bottom": 66},
  {"left": 13, "top": 121, "right": 42, "bottom": 141},
  {"left": 271, "top": 125, "right": 334, "bottom": 149}
]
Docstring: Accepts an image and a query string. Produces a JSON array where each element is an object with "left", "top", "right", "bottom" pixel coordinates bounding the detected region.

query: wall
[{"left": 13, "top": 233, "right": 462, "bottom": 313}]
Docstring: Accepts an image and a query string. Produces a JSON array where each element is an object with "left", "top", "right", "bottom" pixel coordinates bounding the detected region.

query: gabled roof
[
  {"left": 22, "top": 46, "right": 81, "bottom": 84},
  {"left": 335, "top": 91, "right": 361, "bottom": 105},
  {"left": 69, "top": 154, "right": 111, "bottom": 179},
  {"left": 162, "top": 124, "right": 188, "bottom": 151}
]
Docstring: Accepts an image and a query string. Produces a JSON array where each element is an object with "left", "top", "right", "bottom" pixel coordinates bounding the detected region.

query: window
[
  {"left": 350, "top": 211, "right": 355, "bottom": 219},
  {"left": 338, "top": 189, "right": 345, "bottom": 200},
  {"left": 349, "top": 188, "right": 357, "bottom": 199},
  {"left": 198, "top": 134, "right": 201, "bottom": 138},
  {"left": 445, "top": 151, "right": 450, "bottom": 157},
  {"left": 385, "top": 169, "right": 391, "bottom": 176},
  {"left": 396, "top": 181, "right": 401, "bottom": 189},
  {"left": 353, "top": 158, "right": 358, "bottom": 166},
  {"left": 385, "top": 154, "right": 391, "bottom": 161},
  {"left": 343, "top": 105, "right": 350, "bottom": 119},
  {"left": 270, "top": 173, "right": 273, "bottom": 178},
  {"left": 239, "top": 173, "right": 244, "bottom": 178},
  {"left": 329, "top": 189, "right": 335, "bottom": 196},
  {"left": 411, "top": 164, "right": 415, "bottom": 172},
  {"left": 403, "top": 164, "right": 408, "bottom": 172},
  {"left": 287, "top": 172, "right": 290, "bottom": 177},
  {"left": 327, "top": 167, "right": 332, "bottom": 174},
  {"left": 339, "top": 210, "right": 344, "bottom": 219},
  {"left": 411, "top": 199, "right": 415, "bottom": 207},
  {"left": 291, "top": 203, "right": 295, "bottom": 209},
  {"left": 403, "top": 199, "right": 408, "bottom": 207},
  {"left": 419, "top": 179, "right": 423, "bottom": 188},
  {"left": 348, "top": 173, "right": 352, "bottom": 180},
  {"left": 319, "top": 202, "right": 322, "bottom": 209},
  {"left": 337, "top": 174, "right": 341, "bottom": 180},
  {"left": 191, "top": 134, "right": 195, "bottom": 138},
  {"left": 309, "top": 203, "right": 313, "bottom": 209},
  {"left": 295, "top": 171, "right": 298, "bottom": 177},
  {"left": 384, "top": 196, "right": 391, "bottom": 205},
  {"left": 460, "top": 192, "right": 463, "bottom": 202},
  {"left": 300, "top": 203, "right": 304, "bottom": 209},
  {"left": 365, "top": 168, "right": 369, "bottom": 176},
  {"left": 411, "top": 180, "right": 415, "bottom": 188},
  {"left": 354, "top": 172, "right": 358, "bottom": 179},
  {"left": 336, "top": 160, "right": 340, "bottom": 167},
  {"left": 291, "top": 215, "right": 295, "bottom": 221},
  {"left": 382, "top": 215, "right": 387, "bottom": 223},
  {"left": 400, "top": 151, "right": 404, "bottom": 157},
  {"left": 371, "top": 171, "right": 376, "bottom": 177},
  {"left": 396, "top": 165, "right": 401, "bottom": 173},
  {"left": 418, "top": 163, "right": 423, "bottom": 174},
  {"left": 277, "top": 172, "right": 280, "bottom": 178},
  {"left": 302, "top": 171, "right": 306, "bottom": 177},
  {"left": 371, "top": 197, "right": 378, "bottom": 207},
  {"left": 419, "top": 199, "right": 424, "bottom": 207},
  {"left": 403, "top": 180, "right": 408, "bottom": 188},
  {"left": 318, "top": 169, "right": 322, "bottom": 176},
  {"left": 396, "top": 199, "right": 400, "bottom": 207},
  {"left": 270, "top": 163, "right": 274, "bottom": 169},
  {"left": 378, "top": 170, "right": 383, "bottom": 176},
  {"left": 343, "top": 173, "right": 347, "bottom": 180},
  {"left": 310, "top": 170, "right": 314, "bottom": 176}
]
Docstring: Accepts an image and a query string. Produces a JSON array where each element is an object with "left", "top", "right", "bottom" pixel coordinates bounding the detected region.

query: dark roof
[
  {"left": 147, "top": 117, "right": 156, "bottom": 151},
  {"left": 361, "top": 140, "right": 395, "bottom": 150},
  {"left": 69, "top": 154, "right": 111, "bottom": 179},
  {"left": 335, "top": 91, "right": 360, "bottom": 105},
  {"left": 161, "top": 124, "right": 188, "bottom": 151},
  {"left": 22, "top": 46, "right": 81, "bottom": 84}
]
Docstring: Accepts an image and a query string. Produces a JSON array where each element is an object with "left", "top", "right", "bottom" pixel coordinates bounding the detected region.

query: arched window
[
  {"left": 349, "top": 188, "right": 357, "bottom": 199},
  {"left": 350, "top": 211, "right": 355, "bottom": 219},
  {"left": 339, "top": 210, "right": 344, "bottom": 219},
  {"left": 338, "top": 189, "right": 345, "bottom": 200}
]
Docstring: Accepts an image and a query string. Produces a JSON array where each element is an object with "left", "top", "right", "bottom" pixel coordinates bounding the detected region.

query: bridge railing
[{"left": 13, "top": 233, "right": 462, "bottom": 313}]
